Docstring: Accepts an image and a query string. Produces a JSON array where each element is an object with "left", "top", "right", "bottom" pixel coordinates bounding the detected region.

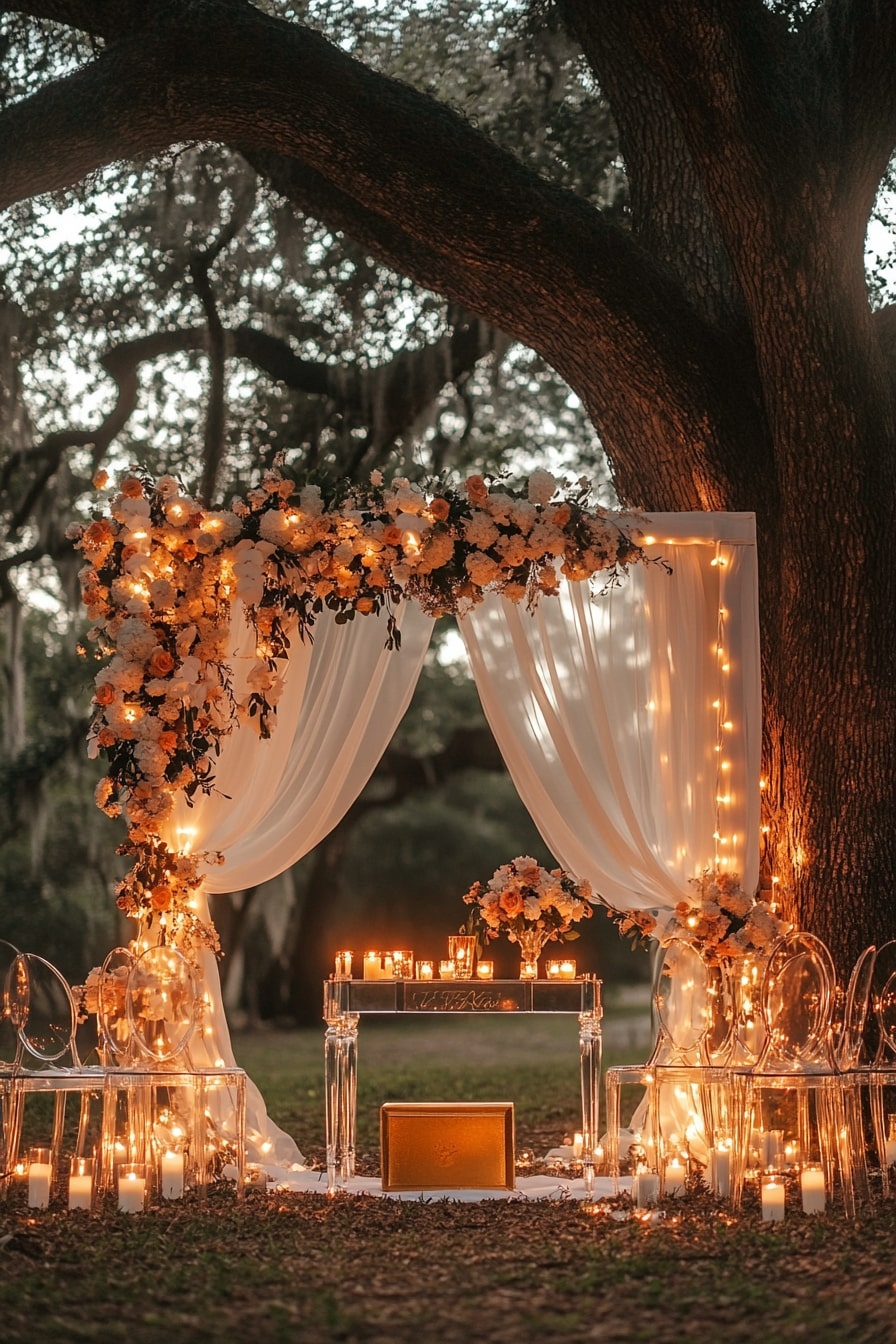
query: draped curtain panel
[
  {"left": 151, "top": 513, "right": 758, "bottom": 1168},
  {"left": 459, "top": 513, "right": 761, "bottom": 915},
  {"left": 160, "top": 601, "right": 434, "bottom": 1164}
]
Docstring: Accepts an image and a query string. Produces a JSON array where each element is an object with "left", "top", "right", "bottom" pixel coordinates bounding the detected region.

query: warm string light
[{"left": 712, "top": 543, "right": 735, "bottom": 872}]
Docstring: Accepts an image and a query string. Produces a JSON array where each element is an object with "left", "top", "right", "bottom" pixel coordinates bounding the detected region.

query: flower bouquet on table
[{"left": 463, "top": 856, "right": 593, "bottom": 978}]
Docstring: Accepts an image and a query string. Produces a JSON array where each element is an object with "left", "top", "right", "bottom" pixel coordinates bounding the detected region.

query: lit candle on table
[
  {"left": 68, "top": 1157, "right": 94, "bottom": 1211},
  {"left": 438, "top": 960, "right": 455, "bottom": 980},
  {"left": 572, "top": 1132, "right": 584, "bottom": 1160},
  {"left": 761, "top": 1177, "right": 785, "bottom": 1222},
  {"left": 334, "top": 950, "right": 352, "bottom": 979},
  {"left": 392, "top": 951, "right": 413, "bottom": 979},
  {"left": 118, "top": 1165, "right": 146, "bottom": 1213},
  {"left": 476, "top": 960, "right": 494, "bottom": 980},
  {"left": 27, "top": 1149, "right": 53, "bottom": 1209},
  {"left": 664, "top": 1158, "right": 686, "bottom": 1195},
  {"left": 417, "top": 960, "right": 434, "bottom": 980},
  {"left": 363, "top": 952, "right": 393, "bottom": 980},
  {"left": 161, "top": 1150, "right": 184, "bottom": 1200},
  {"left": 545, "top": 959, "right": 576, "bottom": 980},
  {"left": 800, "top": 1167, "right": 826, "bottom": 1214}
]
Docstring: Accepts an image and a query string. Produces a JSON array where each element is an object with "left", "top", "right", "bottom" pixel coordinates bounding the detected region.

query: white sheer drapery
[
  {"left": 459, "top": 514, "right": 761, "bottom": 917},
  {"left": 159, "top": 601, "right": 434, "bottom": 1164}
]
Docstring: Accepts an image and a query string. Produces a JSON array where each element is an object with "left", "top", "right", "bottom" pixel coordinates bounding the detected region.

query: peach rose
[
  {"left": 354, "top": 596, "right": 375, "bottom": 613},
  {"left": 465, "top": 475, "right": 488, "bottom": 505},
  {"left": 94, "top": 682, "right": 115, "bottom": 706},
  {"left": 499, "top": 888, "right": 524, "bottom": 917},
  {"left": 150, "top": 885, "right": 173, "bottom": 912},
  {"left": 148, "top": 647, "right": 175, "bottom": 677},
  {"left": 428, "top": 497, "right": 450, "bottom": 522},
  {"left": 120, "top": 476, "right": 144, "bottom": 498}
]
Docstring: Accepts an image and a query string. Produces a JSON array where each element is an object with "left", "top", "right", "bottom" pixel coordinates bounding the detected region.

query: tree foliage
[{"left": 1, "top": 0, "right": 895, "bottom": 968}]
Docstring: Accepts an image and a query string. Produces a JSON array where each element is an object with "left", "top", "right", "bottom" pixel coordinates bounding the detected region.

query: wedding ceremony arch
[{"left": 70, "top": 466, "right": 761, "bottom": 1170}]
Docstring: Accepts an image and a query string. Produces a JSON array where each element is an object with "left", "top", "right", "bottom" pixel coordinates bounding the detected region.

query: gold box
[{"left": 380, "top": 1102, "right": 515, "bottom": 1191}]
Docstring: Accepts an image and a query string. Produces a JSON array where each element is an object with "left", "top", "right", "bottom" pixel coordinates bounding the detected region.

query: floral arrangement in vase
[
  {"left": 463, "top": 856, "right": 594, "bottom": 974},
  {"left": 602, "top": 869, "right": 790, "bottom": 965}
]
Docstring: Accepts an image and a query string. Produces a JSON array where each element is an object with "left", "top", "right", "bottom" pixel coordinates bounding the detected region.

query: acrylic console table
[{"left": 322, "top": 975, "right": 602, "bottom": 1196}]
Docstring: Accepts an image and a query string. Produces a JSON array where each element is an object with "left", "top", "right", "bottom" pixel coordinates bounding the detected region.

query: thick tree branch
[{"left": 0, "top": 0, "right": 761, "bottom": 506}]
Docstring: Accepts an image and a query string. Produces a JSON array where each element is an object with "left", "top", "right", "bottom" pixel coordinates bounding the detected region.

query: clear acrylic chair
[
  {"left": 736, "top": 932, "right": 867, "bottom": 1217},
  {"left": 605, "top": 941, "right": 735, "bottom": 1194}
]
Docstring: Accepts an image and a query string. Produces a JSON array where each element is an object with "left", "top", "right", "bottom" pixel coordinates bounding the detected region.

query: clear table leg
[
  {"left": 579, "top": 1009, "right": 602, "bottom": 1197},
  {"left": 325, "top": 1012, "right": 359, "bottom": 1193}
]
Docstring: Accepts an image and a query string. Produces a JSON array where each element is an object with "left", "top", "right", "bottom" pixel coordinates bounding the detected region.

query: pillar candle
[
  {"left": 633, "top": 1169, "right": 659, "bottom": 1207},
  {"left": 27, "top": 1159, "right": 52, "bottom": 1209},
  {"left": 664, "top": 1158, "right": 686, "bottom": 1195},
  {"left": 800, "top": 1167, "right": 826, "bottom": 1214},
  {"left": 761, "top": 1178, "right": 785, "bottom": 1222},
  {"left": 713, "top": 1147, "right": 731, "bottom": 1198},
  {"left": 161, "top": 1150, "right": 184, "bottom": 1200},
  {"left": 118, "top": 1167, "right": 146, "bottom": 1213},
  {"left": 68, "top": 1158, "right": 94, "bottom": 1211},
  {"left": 416, "top": 960, "right": 434, "bottom": 980},
  {"left": 572, "top": 1132, "right": 584, "bottom": 1160}
]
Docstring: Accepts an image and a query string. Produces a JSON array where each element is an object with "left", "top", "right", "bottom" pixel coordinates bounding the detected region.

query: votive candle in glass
[
  {"left": 438, "top": 960, "right": 456, "bottom": 980},
  {"left": 391, "top": 950, "right": 414, "bottom": 979},
  {"left": 416, "top": 960, "right": 434, "bottom": 981},
  {"left": 68, "top": 1156, "right": 94, "bottom": 1211},
  {"left": 118, "top": 1163, "right": 147, "bottom": 1213},
  {"left": 363, "top": 951, "right": 393, "bottom": 980},
  {"left": 761, "top": 1177, "right": 785, "bottom": 1222},
  {"left": 334, "top": 950, "right": 353, "bottom": 979},
  {"left": 27, "top": 1148, "right": 53, "bottom": 1209},
  {"left": 546, "top": 959, "right": 576, "bottom": 980},
  {"left": 448, "top": 935, "right": 476, "bottom": 977},
  {"left": 800, "top": 1166, "right": 826, "bottom": 1215},
  {"left": 475, "top": 960, "right": 494, "bottom": 980}
]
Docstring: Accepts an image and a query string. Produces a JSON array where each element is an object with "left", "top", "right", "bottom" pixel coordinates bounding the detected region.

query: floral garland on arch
[
  {"left": 602, "top": 870, "right": 791, "bottom": 965},
  {"left": 70, "top": 463, "right": 651, "bottom": 956}
]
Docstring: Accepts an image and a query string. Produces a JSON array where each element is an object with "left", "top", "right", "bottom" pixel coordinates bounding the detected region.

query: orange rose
[
  {"left": 465, "top": 475, "right": 488, "bottom": 504},
  {"left": 94, "top": 682, "right": 115, "bottom": 706},
  {"left": 120, "top": 476, "right": 144, "bottom": 498},
  {"left": 550, "top": 504, "right": 571, "bottom": 527},
  {"left": 500, "top": 889, "right": 524, "bottom": 917},
  {"left": 428, "top": 497, "right": 450, "bottom": 522},
  {"left": 150, "top": 885, "right": 173, "bottom": 912},
  {"left": 97, "top": 727, "right": 116, "bottom": 748},
  {"left": 83, "top": 519, "right": 113, "bottom": 546},
  {"left": 354, "top": 596, "right": 375, "bottom": 614},
  {"left": 148, "top": 647, "right": 175, "bottom": 677},
  {"left": 382, "top": 525, "right": 403, "bottom": 546}
]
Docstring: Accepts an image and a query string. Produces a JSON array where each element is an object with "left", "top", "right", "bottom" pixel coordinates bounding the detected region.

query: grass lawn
[{"left": 2, "top": 1015, "right": 895, "bottom": 1343}]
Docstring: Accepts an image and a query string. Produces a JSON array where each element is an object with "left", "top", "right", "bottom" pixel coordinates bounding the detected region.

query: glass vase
[{"left": 515, "top": 927, "right": 551, "bottom": 980}]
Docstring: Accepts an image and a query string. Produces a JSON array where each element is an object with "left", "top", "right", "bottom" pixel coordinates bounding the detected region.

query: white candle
[
  {"left": 475, "top": 960, "right": 494, "bottom": 980},
  {"left": 572, "top": 1132, "right": 584, "bottom": 1160},
  {"left": 363, "top": 952, "right": 392, "bottom": 980},
  {"left": 885, "top": 1137, "right": 896, "bottom": 1168},
  {"left": 713, "top": 1147, "right": 731, "bottom": 1198},
  {"left": 664, "top": 1158, "right": 686, "bottom": 1195},
  {"left": 761, "top": 1178, "right": 785, "bottom": 1221},
  {"left": 633, "top": 1169, "right": 659, "bottom": 1207},
  {"left": 118, "top": 1168, "right": 146, "bottom": 1213},
  {"left": 800, "top": 1167, "right": 826, "bottom": 1214},
  {"left": 28, "top": 1162, "right": 52, "bottom": 1209},
  {"left": 161, "top": 1150, "right": 184, "bottom": 1200},
  {"left": 416, "top": 960, "right": 434, "bottom": 980},
  {"left": 68, "top": 1158, "right": 93, "bottom": 1211}
]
